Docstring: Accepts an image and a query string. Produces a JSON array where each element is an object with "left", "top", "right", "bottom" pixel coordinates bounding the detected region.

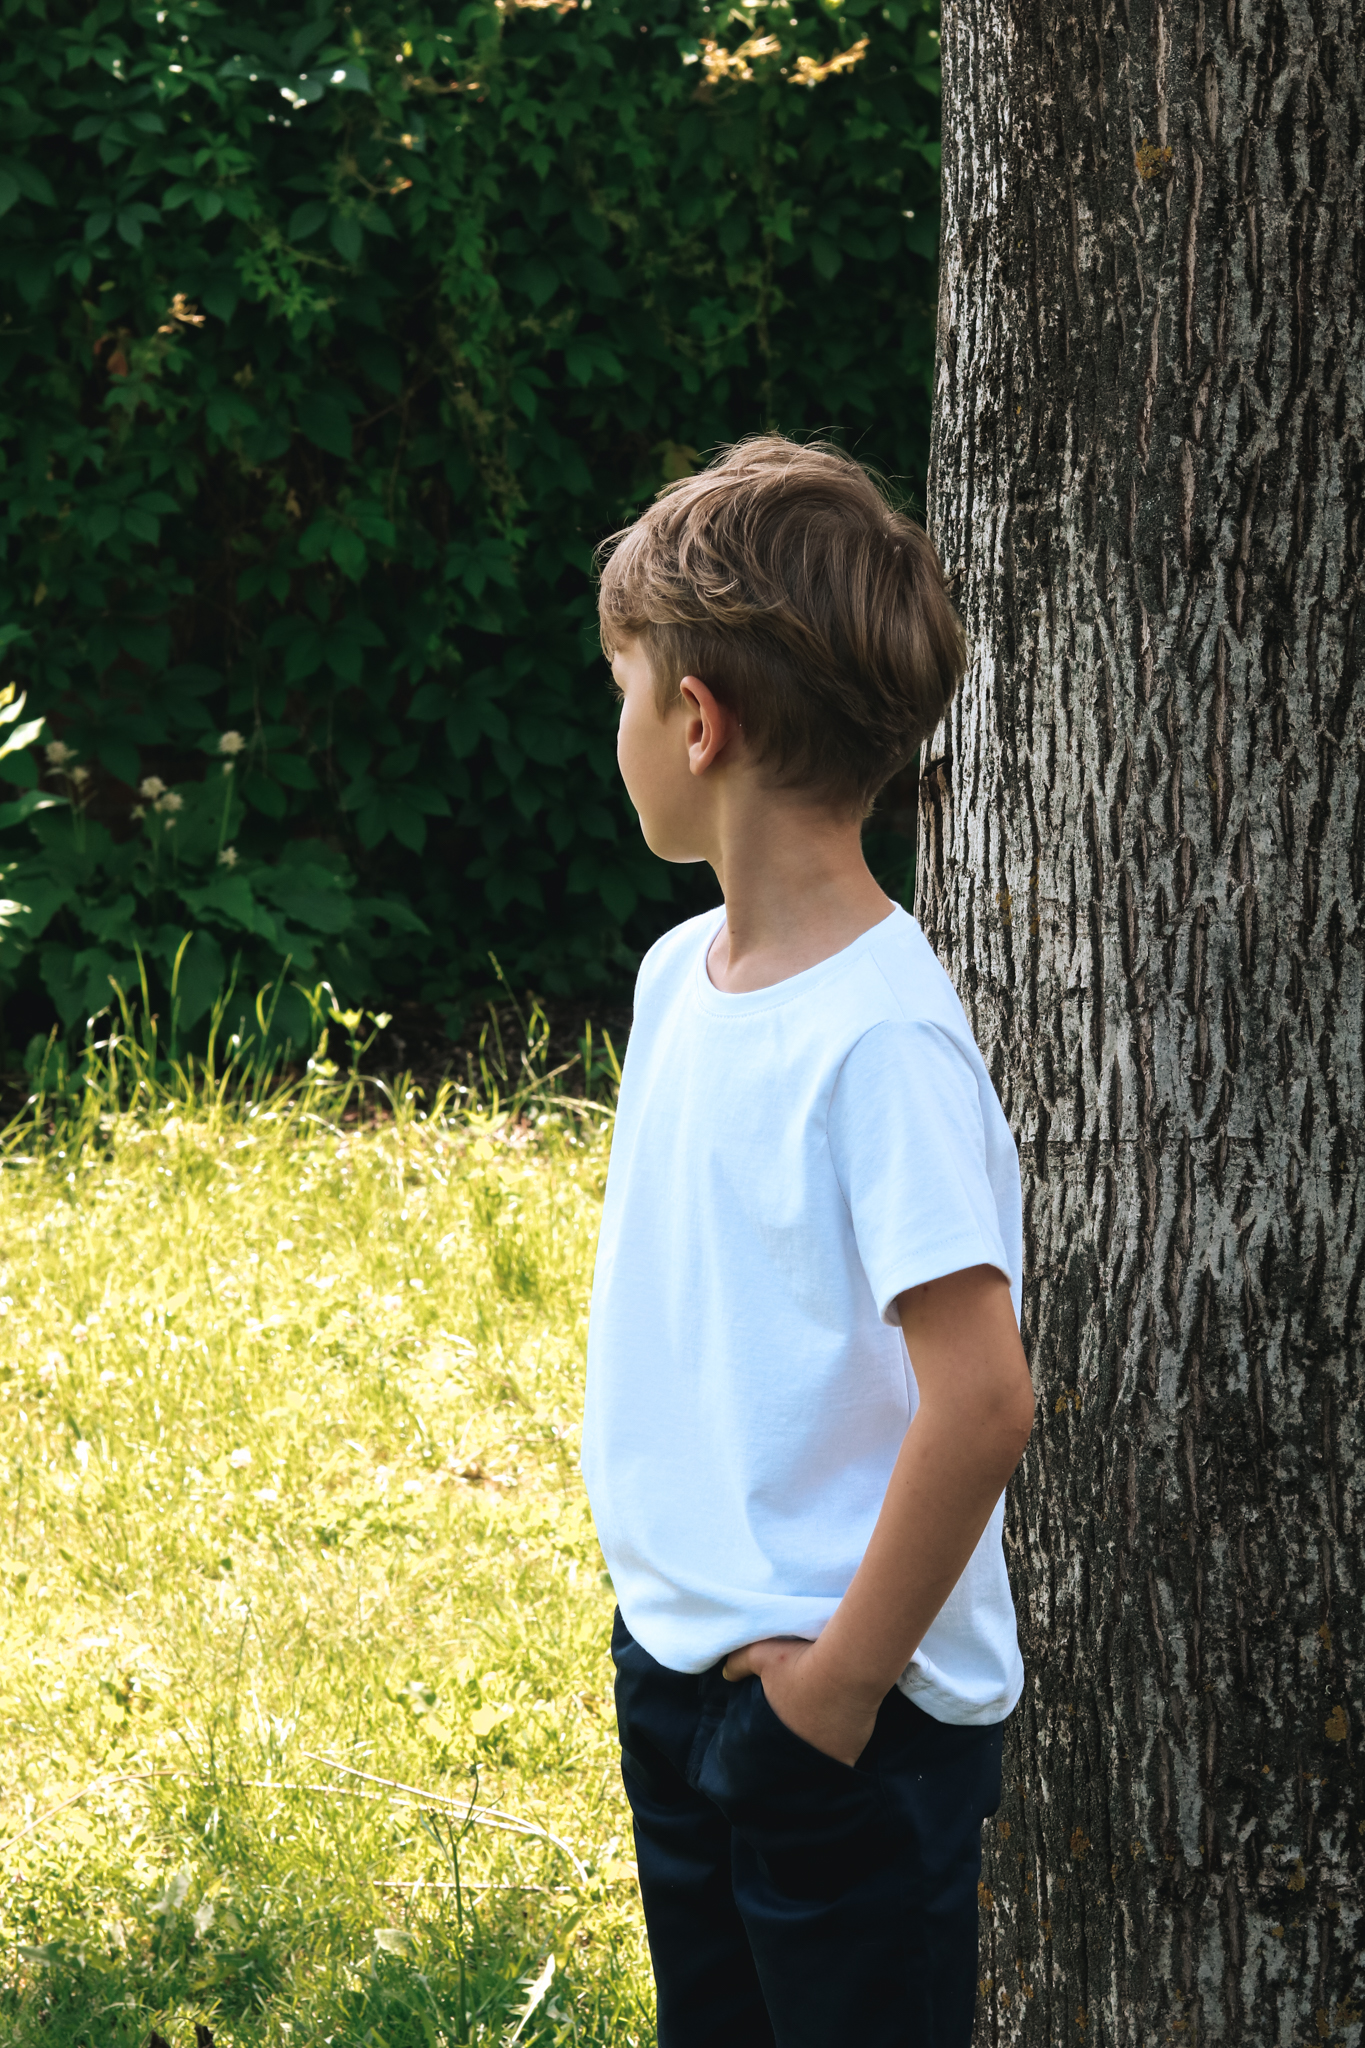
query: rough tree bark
[{"left": 919, "top": 0, "right": 1364, "bottom": 2040}]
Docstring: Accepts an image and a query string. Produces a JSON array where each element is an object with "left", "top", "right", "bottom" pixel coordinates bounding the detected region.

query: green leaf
[
  {"left": 354, "top": 894, "right": 428, "bottom": 935},
  {"left": 808, "top": 232, "right": 843, "bottom": 280},
  {"left": 479, "top": 700, "right": 511, "bottom": 744},
  {"left": 507, "top": 258, "right": 558, "bottom": 308},
  {"left": 200, "top": 276, "right": 239, "bottom": 322},
  {"left": 10, "top": 246, "right": 53, "bottom": 305},
  {"left": 206, "top": 390, "right": 259, "bottom": 434},
  {"left": 261, "top": 878, "right": 353, "bottom": 935},
  {"left": 242, "top": 771, "right": 288, "bottom": 818},
  {"left": 324, "top": 628, "right": 363, "bottom": 680},
  {"left": 328, "top": 527, "right": 366, "bottom": 581},
  {"left": 598, "top": 871, "right": 638, "bottom": 921},
  {"left": 296, "top": 393, "right": 353, "bottom": 458},
  {"left": 191, "top": 875, "right": 260, "bottom": 929},
  {"left": 445, "top": 704, "right": 481, "bottom": 759},
  {"left": 283, "top": 627, "right": 326, "bottom": 681},
  {"left": 0, "top": 791, "right": 60, "bottom": 829},
  {"left": 95, "top": 737, "right": 142, "bottom": 783},
  {"left": 264, "top": 753, "right": 317, "bottom": 791},
  {"left": 288, "top": 19, "right": 334, "bottom": 65},
  {"left": 517, "top": 716, "right": 567, "bottom": 767},
  {"left": 355, "top": 798, "right": 390, "bottom": 849},
  {"left": 0, "top": 874, "right": 66, "bottom": 938},
  {"left": 577, "top": 804, "right": 617, "bottom": 842},
  {"left": 83, "top": 892, "right": 137, "bottom": 946},
  {"left": 2, "top": 744, "right": 38, "bottom": 788},
  {"left": 289, "top": 199, "right": 329, "bottom": 240},
  {"left": 329, "top": 212, "right": 363, "bottom": 264},
  {"left": 409, "top": 683, "right": 451, "bottom": 722},
  {"left": 387, "top": 802, "right": 427, "bottom": 853},
  {"left": 4, "top": 159, "right": 55, "bottom": 206}
]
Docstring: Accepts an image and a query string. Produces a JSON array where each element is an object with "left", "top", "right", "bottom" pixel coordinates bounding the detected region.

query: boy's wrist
[{"left": 805, "top": 1629, "right": 900, "bottom": 1711}]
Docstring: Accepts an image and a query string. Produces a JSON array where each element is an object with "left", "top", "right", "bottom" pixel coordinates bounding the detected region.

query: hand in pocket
[{"left": 722, "top": 1635, "right": 880, "bottom": 1767}]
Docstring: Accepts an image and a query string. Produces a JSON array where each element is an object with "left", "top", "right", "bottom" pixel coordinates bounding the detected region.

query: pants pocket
[
  {"left": 698, "top": 1676, "right": 891, "bottom": 1896},
  {"left": 747, "top": 1672, "right": 870, "bottom": 1774}
]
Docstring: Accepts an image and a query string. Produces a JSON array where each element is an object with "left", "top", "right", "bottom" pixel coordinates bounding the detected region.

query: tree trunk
[{"left": 919, "top": 0, "right": 1364, "bottom": 2038}]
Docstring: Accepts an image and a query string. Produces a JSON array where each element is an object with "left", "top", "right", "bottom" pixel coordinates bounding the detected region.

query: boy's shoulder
[
  {"left": 633, "top": 906, "right": 724, "bottom": 1000},
  {"left": 858, "top": 911, "right": 975, "bottom": 1038}
]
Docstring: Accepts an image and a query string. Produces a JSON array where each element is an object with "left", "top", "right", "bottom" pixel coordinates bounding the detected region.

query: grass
[{"left": 0, "top": 1035, "right": 653, "bottom": 2046}]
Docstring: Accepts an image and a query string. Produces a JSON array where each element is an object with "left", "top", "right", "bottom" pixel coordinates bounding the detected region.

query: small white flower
[
  {"left": 218, "top": 845, "right": 239, "bottom": 868},
  {"left": 228, "top": 1446, "right": 251, "bottom": 1469},
  {"left": 163, "top": 817, "right": 177, "bottom": 832},
  {"left": 192, "top": 1898, "right": 215, "bottom": 1937},
  {"left": 256, "top": 1486, "right": 279, "bottom": 1504},
  {"left": 218, "top": 730, "right": 246, "bottom": 756},
  {"left": 130, "top": 803, "right": 146, "bottom": 820},
  {"left": 373, "top": 1465, "right": 392, "bottom": 1491},
  {"left": 70, "top": 765, "right": 91, "bottom": 785},
  {"left": 138, "top": 775, "right": 166, "bottom": 800},
  {"left": 74, "top": 1440, "right": 91, "bottom": 1472},
  {"left": 155, "top": 790, "right": 184, "bottom": 813},
  {"left": 402, "top": 1477, "right": 423, "bottom": 1496},
  {"left": 45, "top": 740, "right": 76, "bottom": 767}
]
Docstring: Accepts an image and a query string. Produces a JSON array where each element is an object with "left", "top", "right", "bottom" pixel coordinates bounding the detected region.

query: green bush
[{"left": 0, "top": 0, "right": 941, "bottom": 1056}]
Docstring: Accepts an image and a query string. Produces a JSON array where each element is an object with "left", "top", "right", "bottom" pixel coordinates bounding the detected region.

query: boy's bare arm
[{"left": 723, "top": 1264, "right": 1035, "bottom": 1765}]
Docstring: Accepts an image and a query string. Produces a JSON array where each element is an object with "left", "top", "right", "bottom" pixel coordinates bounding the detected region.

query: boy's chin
[{"left": 638, "top": 821, "right": 709, "bottom": 866}]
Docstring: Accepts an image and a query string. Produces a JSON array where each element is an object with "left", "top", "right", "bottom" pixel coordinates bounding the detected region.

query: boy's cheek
[{"left": 617, "top": 718, "right": 669, "bottom": 824}]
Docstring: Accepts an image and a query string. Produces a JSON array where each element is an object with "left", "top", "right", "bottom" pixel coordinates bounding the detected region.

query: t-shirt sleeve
[{"left": 826, "top": 1019, "right": 1015, "bottom": 1327}]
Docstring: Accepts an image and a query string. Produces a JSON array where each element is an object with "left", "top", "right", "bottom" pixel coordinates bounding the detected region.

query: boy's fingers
[{"left": 723, "top": 1636, "right": 798, "bottom": 1681}]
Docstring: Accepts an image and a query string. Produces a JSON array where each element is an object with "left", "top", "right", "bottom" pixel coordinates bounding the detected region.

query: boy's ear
[{"left": 680, "top": 674, "right": 740, "bottom": 778}]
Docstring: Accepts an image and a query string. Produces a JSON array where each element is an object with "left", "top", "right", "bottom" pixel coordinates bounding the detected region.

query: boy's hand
[{"left": 723, "top": 1636, "right": 881, "bottom": 1768}]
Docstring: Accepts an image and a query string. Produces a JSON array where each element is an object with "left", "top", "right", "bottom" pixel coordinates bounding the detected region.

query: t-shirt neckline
[{"left": 691, "top": 902, "right": 910, "bottom": 1016}]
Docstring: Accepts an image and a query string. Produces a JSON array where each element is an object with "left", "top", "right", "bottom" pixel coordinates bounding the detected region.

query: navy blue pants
[{"left": 611, "top": 1611, "right": 1003, "bottom": 2048}]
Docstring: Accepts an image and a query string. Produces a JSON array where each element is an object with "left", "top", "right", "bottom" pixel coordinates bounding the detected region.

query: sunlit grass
[{"left": 0, "top": 1075, "right": 651, "bottom": 2046}]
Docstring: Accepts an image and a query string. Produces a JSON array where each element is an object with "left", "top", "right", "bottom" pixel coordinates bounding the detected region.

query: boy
[{"left": 582, "top": 437, "right": 1035, "bottom": 2047}]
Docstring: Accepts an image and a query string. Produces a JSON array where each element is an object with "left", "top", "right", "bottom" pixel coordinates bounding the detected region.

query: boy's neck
[{"left": 704, "top": 792, "right": 894, "bottom": 995}]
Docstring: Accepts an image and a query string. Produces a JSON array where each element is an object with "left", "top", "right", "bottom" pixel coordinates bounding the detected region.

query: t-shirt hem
[{"left": 895, "top": 1668, "right": 1024, "bottom": 1726}]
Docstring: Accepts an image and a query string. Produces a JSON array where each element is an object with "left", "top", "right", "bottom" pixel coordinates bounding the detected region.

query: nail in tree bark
[{"left": 919, "top": 0, "right": 1364, "bottom": 2038}]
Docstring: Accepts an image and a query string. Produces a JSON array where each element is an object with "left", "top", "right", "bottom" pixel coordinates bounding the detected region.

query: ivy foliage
[{"left": 0, "top": 0, "right": 941, "bottom": 1053}]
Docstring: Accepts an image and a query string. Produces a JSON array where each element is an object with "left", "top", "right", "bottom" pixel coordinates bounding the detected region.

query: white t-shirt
[{"left": 581, "top": 903, "right": 1025, "bottom": 1726}]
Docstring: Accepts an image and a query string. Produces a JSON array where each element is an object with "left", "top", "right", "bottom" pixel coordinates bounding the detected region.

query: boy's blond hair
[{"left": 596, "top": 435, "right": 967, "bottom": 812}]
